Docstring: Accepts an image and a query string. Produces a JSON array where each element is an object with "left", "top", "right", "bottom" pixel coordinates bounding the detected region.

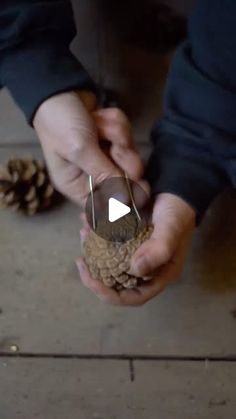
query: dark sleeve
[
  {"left": 0, "top": 0, "right": 96, "bottom": 125},
  {"left": 146, "top": 0, "right": 236, "bottom": 223}
]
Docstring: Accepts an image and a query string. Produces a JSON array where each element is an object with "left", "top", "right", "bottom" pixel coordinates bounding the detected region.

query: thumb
[
  {"left": 130, "top": 193, "right": 196, "bottom": 277},
  {"left": 130, "top": 223, "right": 179, "bottom": 277}
]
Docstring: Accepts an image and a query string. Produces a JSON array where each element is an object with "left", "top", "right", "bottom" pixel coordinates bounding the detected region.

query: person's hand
[
  {"left": 33, "top": 90, "right": 143, "bottom": 206},
  {"left": 77, "top": 193, "right": 196, "bottom": 305}
]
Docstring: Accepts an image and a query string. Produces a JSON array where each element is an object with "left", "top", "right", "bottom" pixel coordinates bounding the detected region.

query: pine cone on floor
[
  {"left": 83, "top": 218, "right": 153, "bottom": 290},
  {"left": 0, "top": 157, "right": 57, "bottom": 215}
]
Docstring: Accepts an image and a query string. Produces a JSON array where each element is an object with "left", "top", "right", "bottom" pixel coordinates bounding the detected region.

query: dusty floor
[{"left": 0, "top": 1, "right": 236, "bottom": 418}]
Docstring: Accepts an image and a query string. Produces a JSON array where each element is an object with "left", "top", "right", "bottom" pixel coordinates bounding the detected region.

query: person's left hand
[{"left": 77, "top": 193, "right": 196, "bottom": 305}]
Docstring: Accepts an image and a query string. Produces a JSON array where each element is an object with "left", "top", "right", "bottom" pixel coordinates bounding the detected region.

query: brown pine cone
[
  {"left": 0, "top": 157, "right": 58, "bottom": 215},
  {"left": 83, "top": 219, "right": 153, "bottom": 290}
]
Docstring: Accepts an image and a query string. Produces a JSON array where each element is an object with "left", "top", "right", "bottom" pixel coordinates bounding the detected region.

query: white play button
[
  {"left": 86, "top": 177, "right": 149, "bottom": 242},
  {"left": 108, "top": 197, "right": 131, "bottom": 223}
]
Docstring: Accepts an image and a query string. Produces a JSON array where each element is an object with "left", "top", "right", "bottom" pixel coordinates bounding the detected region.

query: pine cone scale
[
  {"left": 84, "top": 221, "right": 153, "bottom": 290},
  {"left": 0, "top": 158, "right": 58, "bottom": 215}
]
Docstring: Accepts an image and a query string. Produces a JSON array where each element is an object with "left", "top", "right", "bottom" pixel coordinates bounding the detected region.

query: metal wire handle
[
  {"left": 124, "top": 172, "right": 141, "bottom": 222},
  {"left": 89, "top": 175, "right": 96, "bottom": 230}
]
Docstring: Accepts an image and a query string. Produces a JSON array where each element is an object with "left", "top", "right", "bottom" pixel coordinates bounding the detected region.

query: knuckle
[
  {"left": 109, "top": 107, "right": 123, "bottom": 120},
  {"left": 109, "top": 108, "right": 130, "bottom": 127}
]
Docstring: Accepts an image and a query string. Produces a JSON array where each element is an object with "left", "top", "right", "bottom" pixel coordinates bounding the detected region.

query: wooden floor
[{"left": 0, "top": 1, "right": 236, "bottom": 418}]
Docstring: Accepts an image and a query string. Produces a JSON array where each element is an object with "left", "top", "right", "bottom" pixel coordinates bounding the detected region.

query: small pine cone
[
  {"left": 83, "top": 221, "right": 154, "bottom": 290},
  {"left": 0, "top": 157, "right": 58, "bottom": 215}
]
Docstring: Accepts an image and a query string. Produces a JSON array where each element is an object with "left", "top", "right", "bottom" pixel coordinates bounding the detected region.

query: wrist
[{"left": 154, "top": 192, "right": 197, "bottom": 228}]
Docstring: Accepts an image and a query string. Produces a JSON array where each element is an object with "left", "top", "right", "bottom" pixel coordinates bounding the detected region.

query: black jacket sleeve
[
  {"left": 146, "top": 0, "right": 236, "bottom": 223},
  {"left": 0, "top": 0, "right": 96, "bottom": 124}
]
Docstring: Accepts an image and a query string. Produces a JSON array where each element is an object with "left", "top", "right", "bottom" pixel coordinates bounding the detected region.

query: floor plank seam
[
  {"left": 1, "top": 353, "right": 236, "bottom": 362},
  {"left": 129, "top": 359, "right": 135, "bottom": 382}
]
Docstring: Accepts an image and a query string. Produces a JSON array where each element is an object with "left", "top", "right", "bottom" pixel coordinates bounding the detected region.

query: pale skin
[
  {"left": 33, "top": 90, "right": 196, "bottom": 306},
  {"left": 33, "top": 91, "right": 144, "bottom": 205}
]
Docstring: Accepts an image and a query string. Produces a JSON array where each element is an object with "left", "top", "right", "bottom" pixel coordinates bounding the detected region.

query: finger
[
  {"left": 80, "top": 212, "right": 87, "bottom": 223},
  {"left": 80, "top": 228, "right": 90, "bottom": 247},
  {"left": 72, "top": 140, "right": 122, "bottom": 185},
  {"left": 130, "top": 214, "right": 185, "bottom": 278},
  {"left": 110, "top": 145, "right": 144, "bottom": 180},
  {"left": 49, "top": 161, "right": 89, "bottom": 206},
  {"left": 118, "top": 276, "right": 168, "bottom": 306},
  {"left": 48, "top": 106, "right": 123, "bottom": 182},
  {"left": 94, "top": 109, "right": 144, "bottom": 181},
  {"left": 80, "top": 213, "right": 90, "bottom": 230},
  {"left": 41, "top": 143, "right": 87, "bottom": 204},
  {"left": 119, "top": 255, "right": 183, "bottom": 307},
  {"left": 130, "top": 197, "right": 193, "bottom": 278},
  {"left": 94, "top": 108, "right": 133, "bottom": 148},
  {"left": 42, "top": 143, "right": 113, "bottom": 207},
  {"left": 124, "top": 258, "right": 182, "bottom": 306},
  {"left": 130, "top": 232, "right": 173, "bottom": 278},
  {"left": 136, "top": 179, "right": 151, "bottom": 196},
  {"left": 76, "top": 258, "right": 121, "bottom": 305},
  {"left": 95, "top": 108, "right": 131, "bottom": 125},
  {"left": 138, "top": 256, "right": 183, "bottom": 297},
  {"left": 59, "top": 171, "right": 90, "bottom": 207},
  {"left": 130, "top": 223, "right": 193, "bottom": 298}
]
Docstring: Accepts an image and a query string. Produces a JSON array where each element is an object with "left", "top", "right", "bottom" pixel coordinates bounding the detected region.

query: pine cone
[
  {"left": 83, "top": 219, "right": 153, "bottom": 290},
  {"left": 0, "top": 157, "right": 57, "bottom": 215}
]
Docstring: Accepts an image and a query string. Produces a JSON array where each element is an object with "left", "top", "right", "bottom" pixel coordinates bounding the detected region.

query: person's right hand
[{"left": 33, "top": 90, "right": 144, "bottom": 206}]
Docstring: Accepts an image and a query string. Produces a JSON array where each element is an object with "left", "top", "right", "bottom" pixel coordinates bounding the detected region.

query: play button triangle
[{"left": 108, "top": 198, "right": 131, "bottom": 223}]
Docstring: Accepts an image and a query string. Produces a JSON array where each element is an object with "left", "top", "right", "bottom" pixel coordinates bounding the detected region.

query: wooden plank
[
  {"left": 133, "top": 360, "right": 236, "bottom": 419},
  {"left": 0, "top": 358, "right": 235, "bottom": 419},
  {"left": 0, "top": 358, "right": 130, "bottom": 419}
]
